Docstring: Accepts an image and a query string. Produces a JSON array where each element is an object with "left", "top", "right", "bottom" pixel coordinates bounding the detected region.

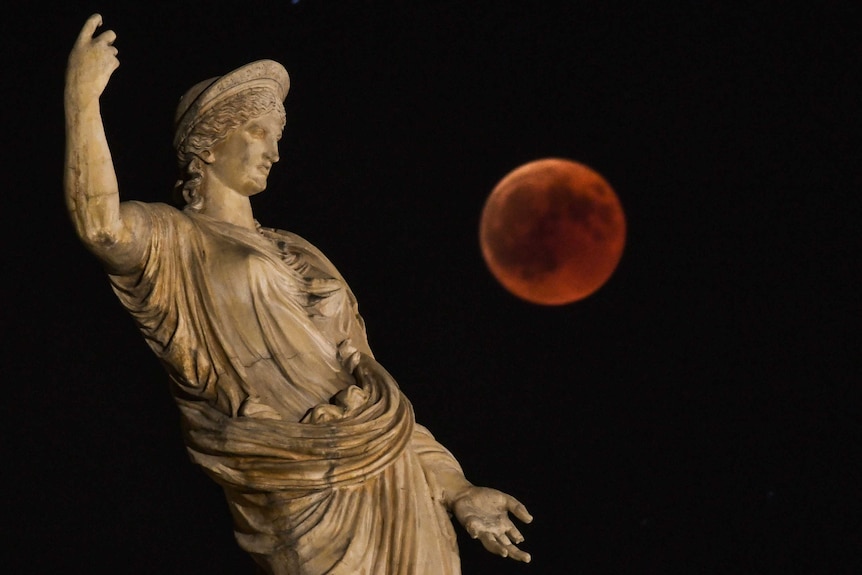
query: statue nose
[{"left": 265, "top": 143, "right": 279, "bottom": 163}]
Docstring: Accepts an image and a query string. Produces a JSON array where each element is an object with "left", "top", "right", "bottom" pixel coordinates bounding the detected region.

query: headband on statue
[{"left": 173, "top": 59, "right": 290, "bottom": 151}]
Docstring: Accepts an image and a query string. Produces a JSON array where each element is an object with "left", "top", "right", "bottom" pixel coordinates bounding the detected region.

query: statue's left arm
[
  {"left": 297, "top": 237, "right": 534, "bottom": 561},
  {"left": 353, "top": 354, "right": 533, "bottom": 562}
]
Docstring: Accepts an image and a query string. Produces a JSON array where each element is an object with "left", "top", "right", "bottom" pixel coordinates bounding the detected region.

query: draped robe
[{"left": 109, "top": 202, "right": 463, "bottom": 574}]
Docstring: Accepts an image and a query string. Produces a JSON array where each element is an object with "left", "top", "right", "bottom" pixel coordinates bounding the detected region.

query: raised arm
[{"left": 64, "top": 14, "right": 147, "bottom": 273}]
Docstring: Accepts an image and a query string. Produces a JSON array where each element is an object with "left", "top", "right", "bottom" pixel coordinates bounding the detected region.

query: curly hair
[{"left": 174, "top": 87, "right": 286, "bottom": 211}]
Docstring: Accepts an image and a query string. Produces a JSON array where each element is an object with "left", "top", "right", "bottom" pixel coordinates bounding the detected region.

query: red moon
[{"left": 479, "top": 158, "right": 626, "bottom": 305}]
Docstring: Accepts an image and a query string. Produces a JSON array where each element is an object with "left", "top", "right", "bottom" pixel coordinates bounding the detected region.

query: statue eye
[{"left": 248, "top": 126, "right": 266, "bottom": 138}]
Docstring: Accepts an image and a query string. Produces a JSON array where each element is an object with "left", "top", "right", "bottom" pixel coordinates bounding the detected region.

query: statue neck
[{"left": 198, "top": 180, "right": 256, "bottom": 230}]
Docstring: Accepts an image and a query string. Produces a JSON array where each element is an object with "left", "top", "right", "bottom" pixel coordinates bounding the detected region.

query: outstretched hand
[
  {"left": 452, "top": 485, "right": 533, "bottom": 563},
  {"left": 66, "top": 14, "right": 119, "bottom": 105}
]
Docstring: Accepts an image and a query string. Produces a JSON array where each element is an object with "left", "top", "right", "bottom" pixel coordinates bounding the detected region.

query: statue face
[{"left": 206, "top": 109, "right": 283, "bottom": 197}]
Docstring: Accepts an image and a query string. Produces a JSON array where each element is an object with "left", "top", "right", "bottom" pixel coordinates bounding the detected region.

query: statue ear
[{"left": 199, "top": 149, "right": 216, "bottom": 164}]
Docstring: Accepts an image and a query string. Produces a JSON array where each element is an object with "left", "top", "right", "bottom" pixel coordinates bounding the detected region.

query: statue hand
[
  {"left": 66, "top": 14, "right": 119, "bottom": 106},
  {"left": 451, "top": 486, "right": 533, "bottom": 563}
]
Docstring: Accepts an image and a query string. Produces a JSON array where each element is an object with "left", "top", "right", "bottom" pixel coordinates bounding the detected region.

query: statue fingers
[
  {"left": 95, "top": 29, "right": 117, "bottom": 46},
  {"left": 93, "top": 29, "right": 119, "bottom": 62},
  {"left": 495, "top": 532, "right": 513, "bottom": 547},
  {"left": 506, "top": 525, "right": 525, "bottom": 544},
  {"left": 76, "top": 14, "right": 103, "bottom": 45},
  {"left": 477, "top": 532, "right": 509, "bottom": 558},
  {"left": 503, "top": 543, "right": 532, "bottom": 563},
  {"left": 463, "top": 516, "right": 485, "bottom": 539},
  {"left": 477, "top": 532, "right": 531, "bottom": 562},
  {"left": 504, "top": 493, "right": 533, "bottom": 524}
]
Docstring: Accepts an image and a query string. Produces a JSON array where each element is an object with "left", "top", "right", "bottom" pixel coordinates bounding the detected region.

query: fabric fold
[{"left": 178, "top": 369, "right": 415, "bottom": 492}]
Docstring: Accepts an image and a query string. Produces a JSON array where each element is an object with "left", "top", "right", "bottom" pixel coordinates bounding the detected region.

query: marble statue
[{"left": 64, "top": 14, "right": 532, "bottom": 574}]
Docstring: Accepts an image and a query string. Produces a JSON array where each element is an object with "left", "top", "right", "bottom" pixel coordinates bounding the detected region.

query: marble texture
[{"left": 64, "top": 14, "right": 531, "bottom": 574}]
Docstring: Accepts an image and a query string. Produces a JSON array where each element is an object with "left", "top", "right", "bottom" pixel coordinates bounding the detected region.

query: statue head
[{"left": 174, "top": 60, "right": 289, "bottom": 211}]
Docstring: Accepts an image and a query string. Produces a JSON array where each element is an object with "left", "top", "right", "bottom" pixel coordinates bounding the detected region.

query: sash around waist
[{"left": 177, "top": 370, "right": 415, "bottom": 493}]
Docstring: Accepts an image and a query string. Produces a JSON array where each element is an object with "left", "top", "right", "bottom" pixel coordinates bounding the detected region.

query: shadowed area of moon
[{"left": 480, "top": 159, "right": 626, "bottom": 305}]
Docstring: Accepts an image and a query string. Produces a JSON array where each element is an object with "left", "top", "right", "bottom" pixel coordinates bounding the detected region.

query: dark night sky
[{"left": 4, "top": 2, "right": 860, "bottom": 573}]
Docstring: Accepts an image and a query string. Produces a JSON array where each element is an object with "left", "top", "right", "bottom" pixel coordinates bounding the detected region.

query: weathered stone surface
[{"left": 64, "top": 14, "right": 531, "bottom": 573}]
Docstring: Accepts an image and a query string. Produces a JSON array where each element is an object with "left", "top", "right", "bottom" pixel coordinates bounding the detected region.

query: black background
[{"left": 4, "top": 2, "right": 860, "bottom": 573}]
